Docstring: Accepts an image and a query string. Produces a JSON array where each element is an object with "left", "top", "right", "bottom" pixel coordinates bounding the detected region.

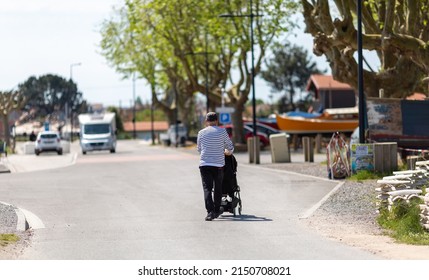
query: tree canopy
[
  {"left": 301, "top": 0, "right": 429, "bottom": 98},
  {"left": 18, "top": 74, "right": 87, "bottom": 121},
  {"left": 261, "top": 41, "right": 325, "bottom": 112},
  {"left": 99, "top": 0, "right": 299, "bottom": 143}
]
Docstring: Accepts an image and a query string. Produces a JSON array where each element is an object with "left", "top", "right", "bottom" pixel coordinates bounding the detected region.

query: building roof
[
  {"left": 306, "top": 74, "right": 353, "bottom": 91},
  {"left": 123, "top": 121, "right": 169, "bottom": 132}
]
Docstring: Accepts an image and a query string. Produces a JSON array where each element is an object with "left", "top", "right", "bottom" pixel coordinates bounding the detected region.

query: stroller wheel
[{"left": 233, "top": 201, "right": 242, "bottom": 216}]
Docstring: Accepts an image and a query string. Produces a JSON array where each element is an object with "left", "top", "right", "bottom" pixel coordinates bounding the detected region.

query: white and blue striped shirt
[{"left": 197, "top": 126, "right": 234, "bottom": 167}]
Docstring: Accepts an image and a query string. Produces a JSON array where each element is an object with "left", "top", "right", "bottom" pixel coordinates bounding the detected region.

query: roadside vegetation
[
  {"left": 347, "top": 170, "right": 429, "bottom": 245},
  {"left": 0, "top": 233, "right": 19, "bottom": 247},
  {"left": 348, "top": 170, "right": 385, "bottom": 181},
  {"left": 377, "top": 198, "right": 429, "bottom": 245}
]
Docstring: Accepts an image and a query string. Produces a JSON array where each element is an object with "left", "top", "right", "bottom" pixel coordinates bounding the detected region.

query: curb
[
  {"left": 0, "top": 201, "right": 45, "bottom": 231},
  {"left": 19, "top": 208, "right": 45, "bottom": 230},
  {"left": 15, "top": 207, "right": 29, "bottom": 231},
  {"left": 299, "top": 181, "right": 344, "bottom": 219}
]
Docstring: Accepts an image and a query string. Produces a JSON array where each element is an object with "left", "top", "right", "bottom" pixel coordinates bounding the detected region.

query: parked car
[
  {"left": 221, "top": 124, "right": 270, "bottom": 148},
  {"left": 244, "top": 121, "right": 283, "bottom": 139},
  {"left": 34, "top": 131, "right": 63, "bottom": 156},
  {"left": 160, "top": 124, "right": 188, "bottom": 146}
]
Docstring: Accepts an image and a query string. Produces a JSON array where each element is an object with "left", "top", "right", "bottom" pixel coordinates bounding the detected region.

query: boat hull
[{"left": 276, "top": 114, "right": 358, "bottom": 134}]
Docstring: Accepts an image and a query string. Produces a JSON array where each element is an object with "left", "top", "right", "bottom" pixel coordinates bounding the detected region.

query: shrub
[{"left": 377, "top": 199, "right": 429, "bottom": 245}]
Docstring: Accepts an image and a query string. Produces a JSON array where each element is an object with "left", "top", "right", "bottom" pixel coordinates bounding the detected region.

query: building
[
  {"left": 306, "top": 74, "right": 356, "bottom": 111},
  {"left": 123, "top": 121, "right": 169, "bottom": 140}
]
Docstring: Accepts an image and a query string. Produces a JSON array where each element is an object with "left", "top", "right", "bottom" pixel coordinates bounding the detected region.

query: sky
[{"left": 0, "top": 0, "right": 377, "bottom": 108}]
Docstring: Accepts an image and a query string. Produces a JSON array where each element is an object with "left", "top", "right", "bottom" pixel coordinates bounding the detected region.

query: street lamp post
[
  {"left": 220, "top": 0, "right": 262, "bottom": 164},
  {"left": 357, "top": 0, "right": 365, "bottom": 144},
  {"left": 132, "top": 73, "right": 137, "bottom": 139},
  {"left": 70, "top": 63, "right": 81, "bottom": 81},
  {"left": 69, "top": 62, "right": 81, "bottom": 142}
]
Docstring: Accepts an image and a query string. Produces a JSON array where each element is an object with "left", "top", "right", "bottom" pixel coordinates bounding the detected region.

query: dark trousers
[{"left": 199, "top": 166, "right": 224, "bottom": 214}]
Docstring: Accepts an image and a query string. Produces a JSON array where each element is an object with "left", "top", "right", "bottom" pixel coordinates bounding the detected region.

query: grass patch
[
  {"left": 348, "top": 170, "right": 386, "bottom": 181},
  {"left": 0, "top": 234, "right": 20, "bottom": 247},
  {"left": 377, "top": 200, "right": 429, "bottom": 245}
]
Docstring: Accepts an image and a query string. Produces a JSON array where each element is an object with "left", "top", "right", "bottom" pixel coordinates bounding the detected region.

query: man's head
[{"left": 205, "top": 112, "right": 218, "bottom": 125}]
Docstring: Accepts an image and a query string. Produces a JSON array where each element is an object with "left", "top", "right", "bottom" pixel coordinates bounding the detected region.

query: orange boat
[{"left": 276, "top": 107, "right": 359, "bottom": 133}]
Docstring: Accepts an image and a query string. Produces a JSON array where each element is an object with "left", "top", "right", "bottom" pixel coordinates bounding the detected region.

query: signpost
[{"left": 216, "top": 106, "right": 234, "bottom": 124}]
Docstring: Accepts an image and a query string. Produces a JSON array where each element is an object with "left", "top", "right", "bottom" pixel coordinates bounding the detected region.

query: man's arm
[
  {"left": 197, "top": 131, "right": 202, "bottom": 153},
  {"left": 223, "top": 130, "right": 234, "bottom": 155}
]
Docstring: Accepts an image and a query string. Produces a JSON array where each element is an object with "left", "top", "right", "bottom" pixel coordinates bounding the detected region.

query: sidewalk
[
  {"left": 233, "top": 147, "right": 327, "bottom": 164},
  {"left": 0, "top": 141, "right": 78, "bottom": 174}
]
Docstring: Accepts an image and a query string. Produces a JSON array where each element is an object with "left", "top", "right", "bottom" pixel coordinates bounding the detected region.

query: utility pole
[
  {"left": 69, "top": 62, "right": 81, "bottom": 142},
  {"left": 132, "top": 73, "right": 137, "bottom": 139},
  {"left": 357, "top": 0, "right": 365, "bottom": 143},
  {"left": 220, "top": 0, "right": 262, "bottom": 164}
]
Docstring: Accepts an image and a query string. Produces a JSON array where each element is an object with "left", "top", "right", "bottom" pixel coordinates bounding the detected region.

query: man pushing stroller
[{"left": 197, "top": 112, "right": 234, "bottom": 221}]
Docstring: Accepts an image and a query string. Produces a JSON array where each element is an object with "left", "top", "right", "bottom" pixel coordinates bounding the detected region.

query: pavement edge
[{"left": 0, "top": 201, "right": 45, "bottom": 231}]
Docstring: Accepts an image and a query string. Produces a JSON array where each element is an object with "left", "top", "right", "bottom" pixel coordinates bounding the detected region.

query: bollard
[
  {"left": 247, "top": 137, "right": 254, "bottom": 163},
  {"left": 247, "top": 137, "right": 260, "bottom": 164},
  {"left": 269, "top": 133, "right": 291, "bottom": 163},
  {"left": 374, "top": 142, "right": 398, "bottom": 173},
  {"left": 254, "top": 136, "right": 260, "bottom": 164},
  {"left": 407, "top": 155, "right": 419, "bottom": 170},
  {"left": 315, "top": 133, "right": 322, "bottom": 154},
  {"left": 302, "top": 136, "right": 314, "bottom": 162}
]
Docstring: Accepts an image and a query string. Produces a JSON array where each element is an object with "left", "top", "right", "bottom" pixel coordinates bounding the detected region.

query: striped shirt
[{"left": 197, "top": 126, "right": 234, "bottom": 167}]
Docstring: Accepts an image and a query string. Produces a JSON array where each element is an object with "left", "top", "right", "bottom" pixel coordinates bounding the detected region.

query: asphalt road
[{"left": 0, "top": 140, "right": 378, "bottom": 259}]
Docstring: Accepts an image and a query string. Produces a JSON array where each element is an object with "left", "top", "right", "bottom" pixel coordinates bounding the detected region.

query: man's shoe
[{"left": 205, "top": 212, "right": 214, "bottom": 221}]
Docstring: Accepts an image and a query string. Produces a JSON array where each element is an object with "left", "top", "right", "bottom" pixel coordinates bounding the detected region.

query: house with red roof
[
  {"left": 306, "top": 74, "right": 356, "bottom": 111},
  {"left": 123, "top": 121, "right": 169, "bottom": 140}
]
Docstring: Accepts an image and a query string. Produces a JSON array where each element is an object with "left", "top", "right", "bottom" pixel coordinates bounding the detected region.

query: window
[{"left": 84, "top": 124, "right": 110, "bottom": 134}]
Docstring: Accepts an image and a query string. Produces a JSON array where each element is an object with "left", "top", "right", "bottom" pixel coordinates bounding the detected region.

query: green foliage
[
  {"left": 348, "top": 170, "right": 385, "bottom": 181},
  {"left": 99, "top": 0, "right": 299, "bottom": 130},
  {"left": 136, "top": 109, "right": 167, "bottom": 122},
  {"left": 261, "top": 42, "right": 325, "bottom": 112},
  {"left": 117, "top": 132, "right": 132, "bottom": 140},
  {"left": 245, "top": 99, "right": 266, "bottom": 106},
  {"left": 106, "top": 106, "right": 124, "bottom": 132},
  {"left": 18, "top": 74, "right": 86, "bottom": 120},
  {"left": 0, "top": 234, "right": 19, "bottom": 247},
  {"left": 378, "top": 199, "right": 429, "bottom": 245}
]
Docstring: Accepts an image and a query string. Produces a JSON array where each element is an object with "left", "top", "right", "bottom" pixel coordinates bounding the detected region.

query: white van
[{"left": 78, "top": 113, "right": 117, "bottom": 154}]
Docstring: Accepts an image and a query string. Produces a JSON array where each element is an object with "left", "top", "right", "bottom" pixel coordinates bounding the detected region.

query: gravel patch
[
  {"left": 0, "top": 202, "right": 18, "bottom": 233},
  {"left": 0, "top": 202, "right": 32, "bottom": 259}
]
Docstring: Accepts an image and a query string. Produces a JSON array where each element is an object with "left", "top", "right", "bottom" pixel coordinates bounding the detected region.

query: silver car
[{"left": 34, "top": 131, "right": 63, "bottom": 155}]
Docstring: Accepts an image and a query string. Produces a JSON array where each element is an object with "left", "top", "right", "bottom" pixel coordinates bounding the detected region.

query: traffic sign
[{"left": 219, "top": 112, "right": 231, "bottom": 124}]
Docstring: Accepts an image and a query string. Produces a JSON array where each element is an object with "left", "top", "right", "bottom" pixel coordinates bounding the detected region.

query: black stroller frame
[{"left": 221, "top": 154, "right": 242, "bottom": 216}]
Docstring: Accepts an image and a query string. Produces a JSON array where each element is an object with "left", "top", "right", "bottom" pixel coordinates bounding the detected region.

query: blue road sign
[{"left": 220, "top": 112, "right": 231, "bottom": 124}]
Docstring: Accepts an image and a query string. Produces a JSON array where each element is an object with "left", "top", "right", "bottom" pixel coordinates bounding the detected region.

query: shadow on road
[{"left": 218, "top": 214, "right": 272, "bottom": 222}]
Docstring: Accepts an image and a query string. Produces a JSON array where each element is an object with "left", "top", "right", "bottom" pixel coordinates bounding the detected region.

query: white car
[{"left": 35, "top": 131, "right": 63, "bottom": 155}]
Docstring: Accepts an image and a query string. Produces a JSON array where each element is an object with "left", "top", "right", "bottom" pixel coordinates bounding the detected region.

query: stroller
[{"left": 221, "top": 154, "right": 242, "bottom": 216}]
